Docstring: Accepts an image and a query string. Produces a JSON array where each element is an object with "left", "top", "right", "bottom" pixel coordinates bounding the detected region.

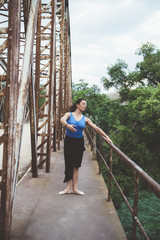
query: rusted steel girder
[
  {"left": 0, "top": 0, "right": 7, "bottom": 8},
  {"left": 63, "top": 13, "right": 69, "bottom": 113},
  {"left": 0, "top": 58, "right": 7, "bottom": 72},
  {"left": 29, "top": 69, "right": 38, "bottom": 177},
  {"left": 15, "top": 0, "right": 40, "bottom": 185},
  {"left": 34, "top": 0, "right": 57, "bottom": 172},
  {"left": 47, "top": 0, "right": 56, "bottom": 168},
  {"left": 53, "top": 0, "right": 57, "bottom": 152},
  {"left": 0, "top": 39, "right": 7, "bottom": 54},
  {"left": 0, "top": 2, "right": 7, "bottom": 124},
  {"left": 57, "top": 0, "right": 65, "bottom": 150},
  {"left": 0, "top": 1, "right": 21, "bottom": 239},
  {"left": 33, "top": 0, "right": 72, "bottom": 167},
  {"left": 64, "top": 1, "right": 72, "bottom": 107},
  {"left": 22, "top": 0, "right": 38, "bottom": 178},
  {"left": 56, "top": 0, "right": 72, "bottom": 148}
]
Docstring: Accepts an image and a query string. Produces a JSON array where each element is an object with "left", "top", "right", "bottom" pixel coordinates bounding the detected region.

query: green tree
[
  {"left": 136, "top": 42, "right": 160, "bottom": 87},
  {"left": 101, "top": 42, "right": 160, "bottom": 101},
  {"left": 112, "top": 86, "right": 160, "bottom": 181},
  {"left": 101, "top": 59, "right": 143, "bottom": 101}
]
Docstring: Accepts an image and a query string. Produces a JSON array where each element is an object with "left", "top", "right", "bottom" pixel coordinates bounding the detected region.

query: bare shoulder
[
  {"left": 85, "top": 117, "right": 98, "bottom": 131},
  {"left": 62, "top": 112, "right": 71, "bottom": 120},
  {"left": 85, "top": 117, "right": 93, "bottom": 125},
  {"left": 65, "top": 112, "right": 71, "bottom": 118},
  {"left": 65, "top": 112, "right": 71, "bottom": 117},
  {"left": 85, "top": 116, "right": 90, "bottom": 123}
]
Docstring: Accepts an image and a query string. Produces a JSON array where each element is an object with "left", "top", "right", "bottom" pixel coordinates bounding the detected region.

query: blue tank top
[{"left": 66, "top": 112, "right": 85, "bottom": 138}]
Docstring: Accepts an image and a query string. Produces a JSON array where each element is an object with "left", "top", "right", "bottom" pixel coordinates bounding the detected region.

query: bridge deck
[{"left": 11, "top": 140, "right": 127, "bottom": 240}]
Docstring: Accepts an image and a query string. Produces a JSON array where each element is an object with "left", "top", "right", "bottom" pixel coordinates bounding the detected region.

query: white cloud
[
  {"left": 140, "top": 11, "right": 160, "bottom": 36},
  {"left": 69, "top": 0, "right": 160, "bottom": 92}
]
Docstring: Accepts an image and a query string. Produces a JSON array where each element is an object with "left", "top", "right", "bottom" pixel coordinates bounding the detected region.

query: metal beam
[
  {"left": 0, "top": 0, "right": 21, "bottom": 239},
  {"left": 14, "top": 0, "right": 40, "bottom": 189},
  {"left": 0, "top": 0, "right": 7, "bottom": 8}
]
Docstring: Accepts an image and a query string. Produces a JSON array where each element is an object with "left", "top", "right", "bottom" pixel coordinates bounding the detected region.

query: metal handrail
[
  {"left": 85, "top": 127, "right": 160, "bottom": 240},
  {"left": 103, "top": 137, "right": 160, "bottom": 198}
]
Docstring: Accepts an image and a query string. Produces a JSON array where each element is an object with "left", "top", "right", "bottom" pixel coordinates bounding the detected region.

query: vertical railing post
[
  {"left": 108, "top": 148, "right": 112, "bottom": 201},
  {"left": 131, "top": 172, "right": 139, "bottom": 240},
  {"left": 98, "top": 136, "right": 102, "bottom": 174},
  {"left": 92, "top": 131, "right": 96, "bottom": 160},
  {"left": 91, "top": 129, "right": 94, "bottom": 151}
]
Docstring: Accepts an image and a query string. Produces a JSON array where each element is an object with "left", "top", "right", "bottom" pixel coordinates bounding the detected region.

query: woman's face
[{"left": 76, "top": 100, "right": 87, "bottom": 112}]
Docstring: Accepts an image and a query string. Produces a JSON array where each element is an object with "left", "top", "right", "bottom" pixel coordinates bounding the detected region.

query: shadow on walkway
[{"left": 11, "top": 140, "right": 127, "bottom": 240}]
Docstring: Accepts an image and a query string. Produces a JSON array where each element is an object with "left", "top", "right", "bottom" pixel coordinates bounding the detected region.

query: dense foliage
[
  {"left": 117, "top": 191, "right": 160, "bottom": 240},
  {"left": 102, "top": 42, "right": 160, "bottom": 101},
  {"left": 72, "top": 42, "right": 160, "bottom": 240}
]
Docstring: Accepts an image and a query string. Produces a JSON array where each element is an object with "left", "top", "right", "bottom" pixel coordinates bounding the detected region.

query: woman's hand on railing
[
  {"left": 104, "top": 136, "right": 112, "bottom": 144},
  {"left": 101, "top": 135, "right": 112, "bottom": 144}
]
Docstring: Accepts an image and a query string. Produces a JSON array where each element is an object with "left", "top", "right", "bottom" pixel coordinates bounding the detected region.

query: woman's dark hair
[{"left": 67, "top": 98, "right": 86, "bottom": 112}]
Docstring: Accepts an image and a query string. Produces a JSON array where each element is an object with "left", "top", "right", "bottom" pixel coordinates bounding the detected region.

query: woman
[{"left": 59, "top": 98, "right": 112, "bottom": 195}]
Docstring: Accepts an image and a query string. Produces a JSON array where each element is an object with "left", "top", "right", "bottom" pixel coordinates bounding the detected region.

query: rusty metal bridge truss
[{"left": 0, "top": 0, "right": 72, "bottom": 239}]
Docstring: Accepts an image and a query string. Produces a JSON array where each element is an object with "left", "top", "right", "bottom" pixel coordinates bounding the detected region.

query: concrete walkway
[{"left": 11, "top": 141, "right": 127, "bottom": 240}]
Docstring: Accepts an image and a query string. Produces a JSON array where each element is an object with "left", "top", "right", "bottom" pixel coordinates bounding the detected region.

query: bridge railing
[{"left": 85, "top": 127, "right": 160, "bottom": 240}]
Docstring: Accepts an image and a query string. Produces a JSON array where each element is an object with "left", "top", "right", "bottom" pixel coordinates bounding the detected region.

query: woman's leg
[
  {"left": 72, "top": 167, "right": 79, "bottom": 191},
  {"left": 66, "top": 179, "right": 72, "bottom": 190},
  {"left": 72, "top": 168, "right": 84, "bottom": 195},
  {"left": 59, "top": 180, "right": 72, "bottom": 195}
]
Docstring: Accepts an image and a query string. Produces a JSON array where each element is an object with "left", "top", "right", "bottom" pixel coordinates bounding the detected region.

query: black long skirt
[{"left": 63, "top": 135, "right": 85, "bottom": 183}]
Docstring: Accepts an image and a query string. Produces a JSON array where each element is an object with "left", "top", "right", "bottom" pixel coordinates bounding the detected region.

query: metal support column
[{"left": 0, "top": 1, "right": 20, "bottom": 239}]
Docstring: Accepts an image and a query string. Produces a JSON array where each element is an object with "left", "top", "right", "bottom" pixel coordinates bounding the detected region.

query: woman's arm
[
  {"left": 60, "top": 112, "right": 70, "bottom": 127},
  {"left": 85, "top": 117, "right": 112, "bottom": 144},
  {"left": 60, "top": 112, "right": 77, "bottom": 132}
]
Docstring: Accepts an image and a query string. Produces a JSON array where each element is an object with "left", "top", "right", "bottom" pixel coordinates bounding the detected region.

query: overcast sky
[{"left": 69, "top": 0, "right": 160, "bottom": 92}]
